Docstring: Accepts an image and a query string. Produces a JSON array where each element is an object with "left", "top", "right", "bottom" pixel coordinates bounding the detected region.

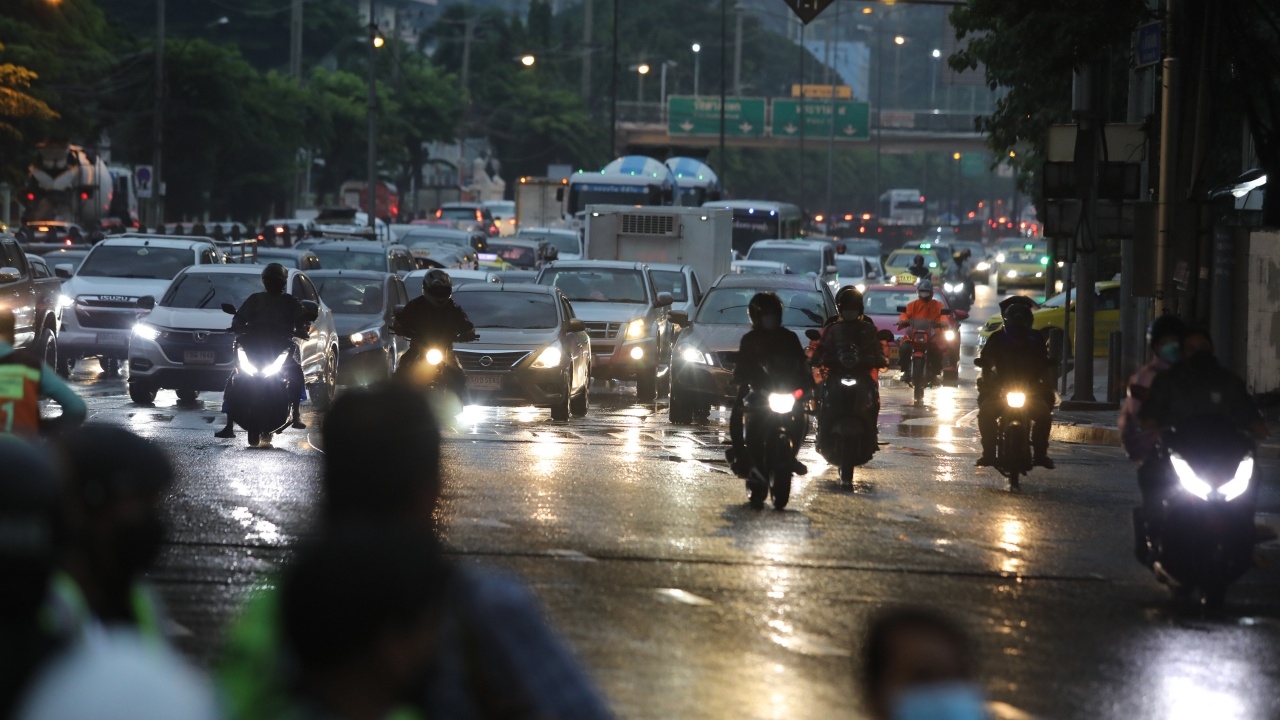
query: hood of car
[
  {"left": 142, "top": 306, "right": 233, "bottom": 332},
  {"left": 64, "top": 275, "right": 173, "bottom": 301},
  {"left": 458, "top": 327, "right": 561, "bottom": 350},
  {"left": 677, "top": 323, "right": 750, "bottom": 354},
  {"left": 564, "top": 302, "right": 651, "bottom": 323},
  {"left": 333, "top": 313, "right": 385, "bottom": 336}
]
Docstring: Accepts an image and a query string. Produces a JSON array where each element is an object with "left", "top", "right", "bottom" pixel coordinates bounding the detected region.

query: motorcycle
[
  {"left": 807, "top": 330, "right": 878, "bottom": 485},
  {"left": 993, "top": 386, "right": 1035, "bottom": 490},
  {"left": 941, "top": 267, "right": 972, "bottom": 312},
  {"left": 391, "top": 304, "right": 476, "bottom": 394},
  {"left": 897, "top": 308, "right": 954, "bottom": 404},
  {"left": 220, "top": 301, "right": 318, "bottom": 448},
  {"left": 1134, "top": 416, "right": 1259, "bottom": 608},
  {"left": 741, "top": 376, "right": 808, "bottom": 510}
]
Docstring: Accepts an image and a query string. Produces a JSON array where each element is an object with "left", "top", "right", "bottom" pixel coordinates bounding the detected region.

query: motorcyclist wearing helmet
[
  {"left": 727, "top": 292, "right": 811, "bottom": 477},
  {"left": 392, "top": 270, "right": 476, "bottom": 391},
  {"left": 811, "top": 286, "right": 887, "bottom": 461},
  {"left": 216, "top": 264, "right": 309, "bottom": 438},
  {"left": 907, "top": 255, "right": 931, "bottom": 281},
  {"left": 896, "top": 279, "right": 948, "bottom": 379},
  {"left": 974, "top": 296, "right": 1054, "bottom": 468},
  {"left": 1119, "top": 315, "right": 1186, "bottom": 463}
]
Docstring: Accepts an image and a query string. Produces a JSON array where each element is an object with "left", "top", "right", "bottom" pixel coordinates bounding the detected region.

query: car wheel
[
  {"left": 669, "top": 385, "right": 694, "bottom": 424},
  {"left": 569, "top": 381, "right": 589, "bottom": 417},
  {"left": 176, "top": 389, "right": 199, "bottom": 402},
  {"left": 551, "top": 381, "right": 571, "bottom": 421},
  {"left": 128, "top": 381, "right": 157, "bottom": 405},
  {"left": 36, "top": 327, "right": 57, "bottom": 371},
  {"left": 636, "top": 369, "right": 658, "bottom": 403},
  {"left": 101, "top": 357, "right": 120, "bottom": 377},
  {"left": 309, "top": 349, "right": 337, "bottom": 411},
  {"left": 58, "top": 355, "right": 75, "bottom": 378}
]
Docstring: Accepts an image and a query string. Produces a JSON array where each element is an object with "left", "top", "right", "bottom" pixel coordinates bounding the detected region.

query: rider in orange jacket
[{"left": 895, "top": 279, "right": 947, "bottom": 378}]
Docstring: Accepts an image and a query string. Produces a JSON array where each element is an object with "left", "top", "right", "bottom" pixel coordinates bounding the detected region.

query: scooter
[
  {"left": 807, "top": 332, "right": 878, "bottom": 485},
  {"left": 897, "top": 309, "right": 953, "bottom": 404},
  {"left": 1135, "top": 416, "right": 1259, "bottom": 608},
  {"left": 941, "top": 267, "right": 973, "bottom": 313},
  {"left": 220, "top": 301, "right": 318, "bottom": 448},
  {"left": 993, "top": 386, "right": 1035, "bottom": 490},
  {"left": 741, "top": 377, "right": 808, "bottom": 510}
]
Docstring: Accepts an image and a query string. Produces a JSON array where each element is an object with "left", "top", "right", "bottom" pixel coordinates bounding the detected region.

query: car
[
  {"left": 667, "top": 273, "right": 835, "bottom": 423},
  {"left": 731, "top": 260, "right": 792, "bottom": 275},
  {"left": 0, "top": 243, "right": 63, "bottom": 370},
  {"left": 646, "top": 263, "right": 704, "bottom": 321},
  {"left": 434, "top": 202, "right": 499, "bottom": 237},
  {"left": 127, "top": 264, "right": 339, "bottom": 407},
  {"left": 884, "top": 248, "right": 940, "bottom": 283},
  {"left": 255, "top": 248, "right": 322, "bottom": 271},
  {"left": 483, "top": 200, "right": 517, "bottom": 236},
  {"left": 403, "top": 268, "right": 501, "bottom": 299},
  {"left": 305, "top": 241, "right": 416, "bottom": 277},
  {"left": 450, "top": 283, "right": 591, "bottom": 420},
  {"left": 744, "top": 240, "right": 839, "bottom": 293},
  {"left": 485, "top": 238, "right": 548, "bottom": 271},
  {"left": 834, "top": 254, "right": 876, "bottom": 292},
  {"left": 535, "top": 260, "right": 674, "bottom": 401},
  {"left": 58, "top": 236, "right": 225, "bottom": 376},
  {"left": 398, "top": 227, "right": 488, "bottom": 255},
  {"left": 993, "top": 242, "right": 1049, "bottom": 291},
  {"left": 310, "top": 270, "right": 409, "bottom": 385},
  {"left": 976, "top": 281, "right": 1121, "bottom": 357},
  {"left": 515, "top": 228, "right": 582, "bottom": 261},
  {"left": 257, "top": 219, "right": 309, "bottom": 246},
  {"left": 835, "top": 237, "right": 882, "bottom": 259},
  {"left": 861, "top": 283, "right": 965, "bottom": 369},
  {"left": 899, "top": 240, "right": 953, "bottom": 269},
  {"left": 19, "top": 220, "right": 90, "bottom": 245}
]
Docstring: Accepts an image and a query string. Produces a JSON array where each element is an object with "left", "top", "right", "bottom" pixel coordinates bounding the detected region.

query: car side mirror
[
  {"left": 567, "top": 318, "right": 586, "bottom": 333},
  {"left": 805, "top": 328, "right": 821, "bottom": 341},
  {"left": 825, "top": 265, "right": 839, "bottom": 275},
  {"left": 393, "top": 303, "right": 405, "bottom": 318},
  {"left": 669, "top": 310, "right": 689, "bottom": 326},
  {"left": 655, "top": 292, "right": 673, "bottom": 308},
  {"left": 300, "top": 300, "right": 320, "bottom": 323},
  {"left": 137, "top": 295, "right": 156, "bottom": 310},
  {"left": 221, "top": 303, "right": 237, "bottom": 315},
  {"left": 954, "top": 309, "right": 969, "bottom": 320},
  {"left": 0, "top": 267, "right": 20, "bottom": 284},
  {"left": 55, "top": 265, "right": 73, "bottom": 279}
]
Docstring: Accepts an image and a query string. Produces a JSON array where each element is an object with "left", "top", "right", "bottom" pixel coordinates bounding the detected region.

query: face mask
[
  {"left": 892, "top": 683, "right": 986, "bottom": 720},
  {"left": 919, "top": 293, "right": 931, "bottom": 302},
  {"left": 115, "top": 511, "right": 166, "bottom": 578},
  {"left": 1156, "top": 344, "right": 1180, "bottom": 364},
  {"left": 760, "top": 315, "right": 781, "bottom": 331}
]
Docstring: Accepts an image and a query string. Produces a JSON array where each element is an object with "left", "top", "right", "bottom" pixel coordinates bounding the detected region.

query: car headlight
[
  {"left": 976, "top": 261, "right": 991, "bottom": 271},
  {"left": 1171, "top": 453, "right": 1213, "bottom": 500},
  {"left": 262, "top": 352, "right": 289, "bottom": 377},
  {"left": 132, "top": 323, "right": 160, "bottom": 341},
  {"left": 625, "top": 318, "right": 647, "bottom": 339},
  {"left": 1221, "top": 455, "right": 1254, "bottom": 501},
  {"left": 58, "top": 294, "right": 75, "bottom": 308},
  {"left": 995, "top": 253, "right": 1006, "bottom": 263},
  {"left": 1005, "top": 391, "right": 1026, "bottom": 408},
  {"left": 1006, "top": 270, "right": 1018, "bottom": 278},
  {"left": 237, "top": 348, "right": 259, "bottom": 375},
  {"left": 350, "top": 327, "right": 381, "bottom": 346},
  {"left": 768, "top": 392, "right": 796, "bottom": 414},
  {"left": 944, "top": 329, "right": 956, "bottom": 342},
  {"left": 680, "top": 347, "right": 711, "bottom": 365},
  {"left": 531, "top": 345, "right": 562, "bottom": 368},
  {"left": 855, "top": 283, "right": 866, "bottom": 293},
  {"left": 425, "top": 348, "right": 445, "bottom": 365}
]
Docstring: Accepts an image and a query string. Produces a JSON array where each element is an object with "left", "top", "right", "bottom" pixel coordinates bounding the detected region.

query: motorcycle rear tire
[
  {"left": 839, "top": 461, "right": 854, "bottom": 485},
  {"left": 771, "top": 469, "right": 792, "bottom": 510},
  {"left": 1008, "top": 471, "right": 1021, "bottom": 491},
  {"left": 247, "top": 431, "right": 260, "bottom": 447}
]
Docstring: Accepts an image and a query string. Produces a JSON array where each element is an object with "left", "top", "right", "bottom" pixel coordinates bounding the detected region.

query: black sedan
[
  {"left": 668, "top": 273, "right": 835, "bottom": 424},
  {"left": 309, "top": 270, "right": 409, "bottom": 385}
]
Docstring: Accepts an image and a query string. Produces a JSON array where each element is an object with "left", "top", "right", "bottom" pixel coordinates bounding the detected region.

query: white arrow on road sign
[
  {"left": 784, "top": 123, "right": 798, "bottom": 134},
  {"left": 680, "top": 121, "right": 694, "bottom": 132},
  {"left": 739, "top": 122, "right": 753, "bottom": 133},
  {"left": 843, "top": 125, "right": 856, "bottom": 135}
]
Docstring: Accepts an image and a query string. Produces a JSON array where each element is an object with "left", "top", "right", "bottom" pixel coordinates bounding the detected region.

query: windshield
[
  {"left": 256, "top": 253, "right": 302, "bottom": 269},
  {"left": 695, "top": 288, "right": 826, "bottom": 327},
  {"left": 315, "top": 277, "right": 385, "bottom": 315},
  {"left": 438, "top": 208, "right": 481, "bottom": 221},
  {"left": 78, "top": 246, "right": 193, "bottom": 280},
  {"left": 746, "top": 247, "right": 821, "bottom": 274},
  {"left": 835, "top": 257, "right": 865, "bottom": 279},
  {"left": 863, "top": 289, "right": 921, "bottom": 315},
  {"left": 735, "top": 263, "right": 788, "bottom": 275},
  {"left": 489, "top": 243, "right": 539, "bottom": 269},
  {"left": 730, "top": 213, "right": 782, "bottom": 255},
  {"left": 403, "top": 233, "right": 467, "bottom": 248},
  {"left": 840, "top": 240, "right": 881, "bottom": 256},
  {"left": 311, "top": 249, "right": 386, "bottom": 272},
  {"left": 1004, "top": 251, "right": 1045, "bottom": 264},
  {"left": 650, "top": 270, "right": 689, "bottom": 302},
  {"left": 162, "top": 272, "right": 262, "bottom": 309},
  {"left": 540, "top": 268, "right": 647, "bottom": 303},
  {"left": 485, "top": 201, "right": 515, "bottom": 216},
  {"left": 518, "top": 230, "right": 579, "bottom": 255},
  {"left": 454, "top": 291, "right": 558, "bottom": 329},
  {"left": 567, "top": 184, "right": 661, "bottom": 215},
  {"left": 886, "top": 252, "right": 935, "bottom": 271}
]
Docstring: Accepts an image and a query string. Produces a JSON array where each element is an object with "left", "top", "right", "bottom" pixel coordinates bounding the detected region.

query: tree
[{"left": 0, "top": 44, "right": 57, "bottom": 139}]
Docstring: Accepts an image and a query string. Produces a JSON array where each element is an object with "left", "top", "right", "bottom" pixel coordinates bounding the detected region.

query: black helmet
[
  {"left": 747, "top": 292, "right": 784, "bottom": 329},
  {"left": 262, "top": 262, "right": 288, "bottom": 293},
  {"left": 1147, "top": 314, "right": 1186, "bottom": 349},
  {"left": 912, "top": 255, "right": 925, "bottom": 267},
  {"left": 1000, "top": 295, "right": 1035, "bottom": 330},
  {"left": 836, "top": 285, "right": 864, "bottom": 316},
  {"left": 423, "top": 269, "right": 452, "bottom": 300}
]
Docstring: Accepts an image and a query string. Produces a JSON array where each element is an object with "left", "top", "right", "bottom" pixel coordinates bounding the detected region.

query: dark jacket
[
  {"left": 813, "top": 317, "right": 885, "bottom": 374},
  {"left": 976, "top": 327, "right": 1051, "bottom": 393},
  {"left": 232, "top": 291, "right": 307, "bottom": 343},
  {"left": 733, "top": 326, "right": 809, "bottom": 394},
  {"left": 393, "top": 296, "right": 475, "bottom": 352},
  {"left": 1140, "top": 353, "right": 1261, "bottom": 431}
]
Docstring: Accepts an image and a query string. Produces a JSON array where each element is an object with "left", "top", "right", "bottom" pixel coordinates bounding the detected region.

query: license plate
[
  {"left": 96, "top": 333, "right": 127, "bottom": 346},
  {"left": 466, "top": 374, "right": 502, "bottom": 390},
  {"left": 184, "top": 350, "right": 216, "bottom": 364}
]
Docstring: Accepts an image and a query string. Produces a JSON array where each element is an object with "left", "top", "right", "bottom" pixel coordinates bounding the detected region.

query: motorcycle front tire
[{"left": 912, "top": 356, "right": 926, "bottom": 402}]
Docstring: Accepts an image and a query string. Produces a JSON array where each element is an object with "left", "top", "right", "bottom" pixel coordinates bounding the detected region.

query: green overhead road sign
[
  {"left": 770, "top": 99, "right": 870, "bottom": 141},
  {"left": 960, "top": 152, "right": 988, "bottom": 178},
  {"left": 668, "top": 96, "right": 766, "bottom": 137}
]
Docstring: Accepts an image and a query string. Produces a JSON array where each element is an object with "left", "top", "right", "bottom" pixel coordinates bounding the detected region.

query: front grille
[
  {"left": 582, "top": 321, "right": 620, "bottom": 341},
  {"left": 74, "top": 307, "right": 137, "bottom": 330},
  {"left": 156, "top": 331, "right": 235, "bottom": 364},
  {"left": 592, "top": 344, "right": 615, "bottom": 357},
  {"left": 716, "top": 351, "right": 738, "bottom": 371},
  {"left": 455, "top": 350, "right": 529, "bottom": 371},
  {"left": 620, "top": 213, "right": 675, "bottom": 235},
  {"left": 78, "top": 297, "right": 138, "bottom": 309}
]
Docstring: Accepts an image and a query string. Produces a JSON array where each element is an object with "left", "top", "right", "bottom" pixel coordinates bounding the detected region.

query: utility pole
[
  {"left": 824, "top": 3, "right": 839, "bottom": 216},
  {"left": 580, "top": 0, "right": 592, "bottom": 99},
  {"left": 874, "top": 15, "right": 883, "bottom": 218},
  {"left": 367, "top": 0, "right": 378, "bottom": 228},
  {"left": 609, "top": 0, "right": 618, "bottom": 157},
  {"left": 1070, "top": 60, "right": 1103, "bottom": 402},
  {"left": 718, "top": 0, "right": 726, "bottom": 174},
  {"left": 289, "top": 0, "right": 304, "bottom": 216},
  {"left": 152, "top": 0, "right": 165, "bottom": 227},
  {"left": 733, "top": 1, "right": 744, "bottom": 96}
]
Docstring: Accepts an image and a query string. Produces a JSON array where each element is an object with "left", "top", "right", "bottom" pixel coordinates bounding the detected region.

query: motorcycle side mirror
[
  {"left": 825, "top": 265, "right": 839, "bottom": 275},
  {"left": 669, "top": 310, "right": 689, "bottom": 326},
  {"left": 655, "top": 292, "right": 673, "bottom": 308},
  {"left": 896, "top": 305, "right": 907, "bottom": 313},
  {"left": 137, "top": 295, "right": 156, "bottom": 310},
  {"left": 221, "top": 303, "right": 237, "bottom": 315},
  {"left": 805, "top": 329, "right": 821, "bottom": 341},
  {"left": 567, "top": 318, "right": 586, "bottom": 333},
  {"left": 954, "top": 309, "right": 969, "bottom": 320},
  {"left": 300, "top": 300, "right": 320, "bottom": 323},
  {"left": 940, "top": 308, "right": 952, "bottom": 316},
  {"left": 393, "top": 303, "right": 405, "bottom": 317}
]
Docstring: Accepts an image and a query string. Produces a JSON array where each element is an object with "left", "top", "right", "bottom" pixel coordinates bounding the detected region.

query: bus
[
  {"left": 702, "top": 199, "right": 803, "bottom": 258},
  {"left": 879, "top": 189, "right": 926, "bottom": 226},
  {"left": 564, "top": 156, "right": 675, "bottom": 224},
  {"left": 665, "top": 157, "right": 722, "bottom": 207}
]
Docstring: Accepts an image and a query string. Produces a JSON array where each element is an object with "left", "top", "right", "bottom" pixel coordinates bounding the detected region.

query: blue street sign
[{"left": 1135, "top": 22, "right": 1162, "bottom": 69}]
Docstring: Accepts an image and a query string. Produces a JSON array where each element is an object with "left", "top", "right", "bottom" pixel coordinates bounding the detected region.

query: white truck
[
  {"left": 583, "top": 205, "right": 732, "bottom": 294},
  {"left": 514, "top": 177, "right": 568, "bottom": 230},
  {"left": 24, "top": 142, "right": 115, "bottom": 228}
]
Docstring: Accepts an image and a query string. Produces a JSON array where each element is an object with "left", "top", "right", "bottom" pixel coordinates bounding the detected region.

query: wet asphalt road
[{"left": 67, "top": 285, "right": 1280, "bottom": 720}]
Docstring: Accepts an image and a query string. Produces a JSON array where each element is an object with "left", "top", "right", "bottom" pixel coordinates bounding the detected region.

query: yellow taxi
[
  {"left": 993, "top": 242, "right": 1049, "bottom": 292},
  {"left": 884, "top": 248, "right": 940, "bottom": 282},
  {"left": 976, "top": 281, "right": 1121, "bottom": 357}
]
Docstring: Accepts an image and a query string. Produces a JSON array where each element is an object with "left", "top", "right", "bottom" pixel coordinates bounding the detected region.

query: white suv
[
  {"left": 58, "top": 236, "right": 223, "bottom": 375},
  {"left": 128, "top": 265, "right": 339, "bottom": 407}
]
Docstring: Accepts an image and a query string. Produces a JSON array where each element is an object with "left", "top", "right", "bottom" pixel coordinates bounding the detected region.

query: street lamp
[
  {"left": 631, "top": 63, "right": 650, "bottom": 104},
  {"left": 691, "top": 43, "right": 701, "bottom": 96},
  {"left": 372, "top": 34, "right": 385, "bottom": 48},
  {"left": 520, "top": 54, "right": 536, "bottom": 67},
  {"left": 930, "top": 48, "right": 942, "bottom": 109},
  {"left": 893, "top": 35, "right": 906, "bottom": 107}
]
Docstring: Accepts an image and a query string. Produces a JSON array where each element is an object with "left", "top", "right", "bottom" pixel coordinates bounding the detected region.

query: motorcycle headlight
[
  {"left": 944, "top": 329, "right": 956, "bottom": 342},
  {"left": 132, "top": 323, "right": 160, "bottom": 341},
  {"left": 1005, "top": 391, "right": 1026, "bottom": 408},
  {"left": 425, "top": 348, "right": 444, "bottom": 366},
  {"left": 237, "top": 348, "right": 259, "bottom": 376},
  {"left": 262, "top": 352, "right": 289, "bottom": 377},
  {"left": 350, "top": 327, "right": 381, "bottom": 346},
  {"left": 840, "top": 377, "right": 857, "bottom": 387},
  {"left": 767, "top": 392, "right": 796, "bottom": 414},
  {"left": 680, "top": 346, "right": 710, "bottom": 365},
  {"left": 943, "top": 283, "right": 955, "bottom": 292},
  {"left": 1171, "top": 453, "right": 1213, "bottom": 501},
  {"left": 625, "top": 318, "right": 647, "bottom": 340},
  {"left": 1221, "top": 455, "right": 1254, "bottom": 501},
  {"left": 531, "top": 345, "right": 562, "bottom": 368},
  {"left": 57, "top": 294, "right": 76, "bottom": 308}
]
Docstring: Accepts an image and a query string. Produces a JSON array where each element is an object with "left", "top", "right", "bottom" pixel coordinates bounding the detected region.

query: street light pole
[
  {"left": 893, "top": 35, "right": 905, "bottom": 108},
  {"left": 152, "top": 0, "right": 165, "bottom": 228},
  {"left": 609, "top": 0, "right": 618, "bottom": 157},
  {"left": 692, "top": 43, "right": 701, "bottom": 96},
  {"left": 366, "top": 0, "right": 377, "bottom": 228},
  {"left": 930, "top": 48, "right": 941, "bottom": 109}
]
